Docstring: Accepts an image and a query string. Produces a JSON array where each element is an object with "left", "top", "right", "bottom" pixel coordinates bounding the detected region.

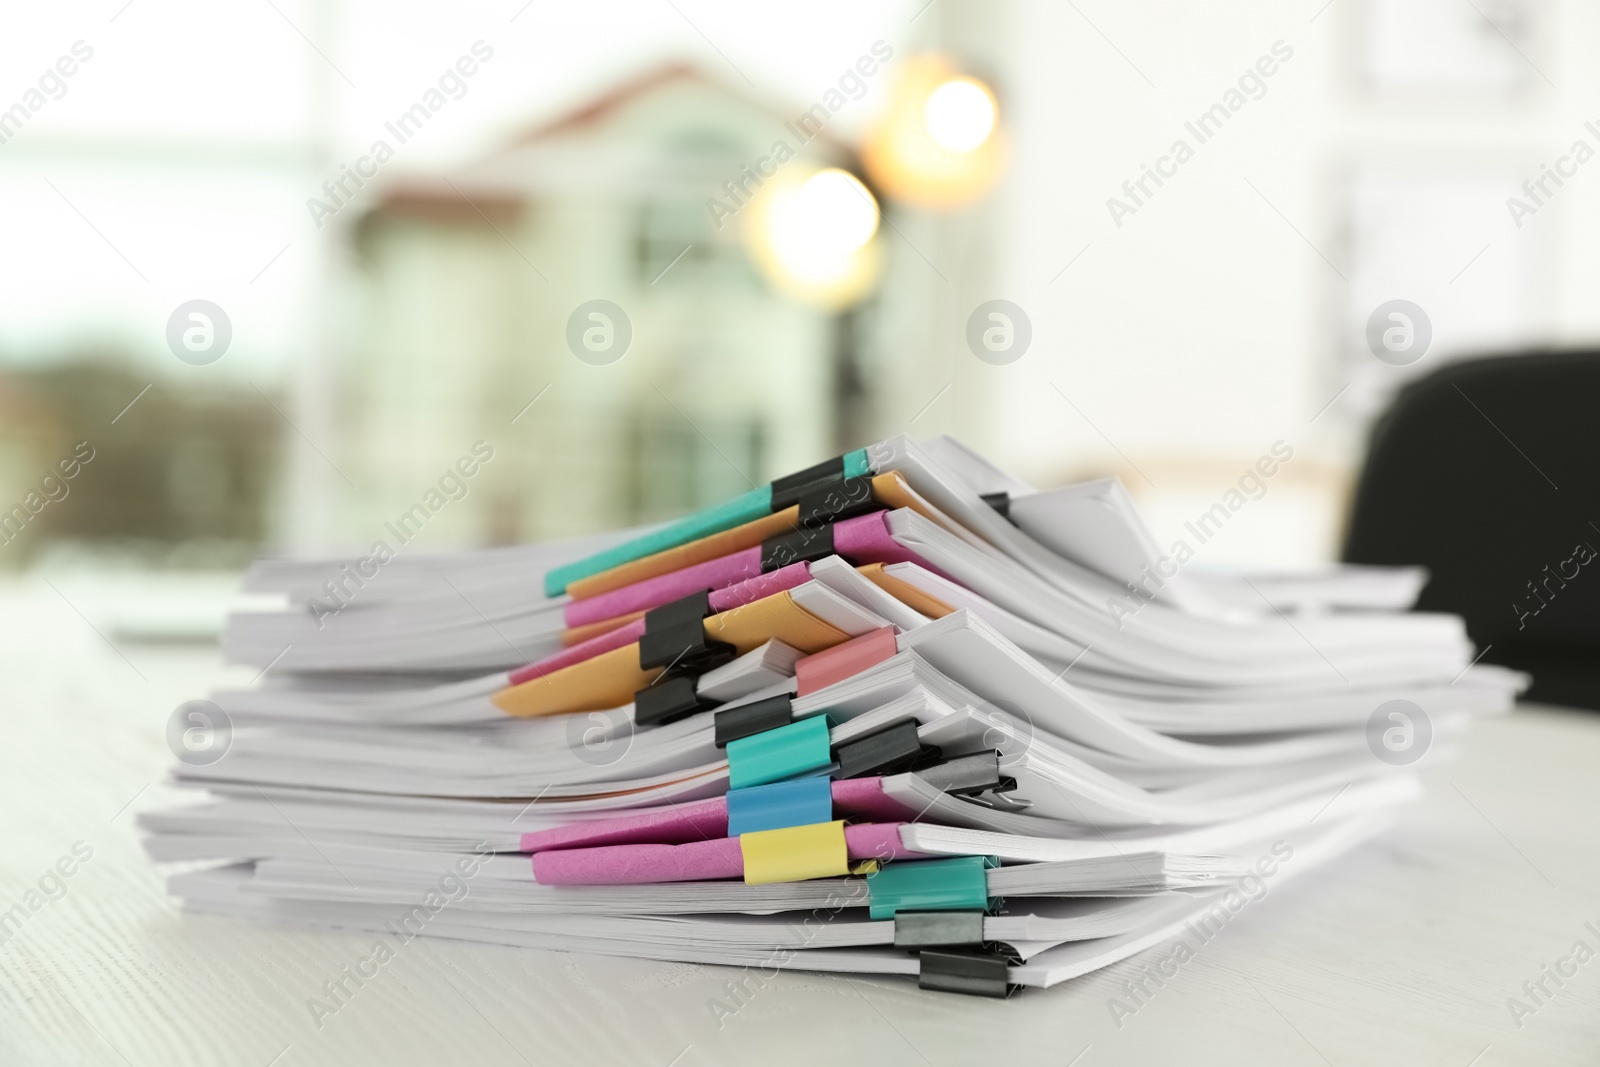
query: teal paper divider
[
  {"left": 542, "top": 485, "right": 771, "bottom": 597},
  {"left": 725, "top": 714, "right": 833, "bottom": 790},
  {"left": 866, "top": 855, "right": 999, "bottom": 920},
  {"left": 542, "top": 447, "right": 873, "bottom": 597}
]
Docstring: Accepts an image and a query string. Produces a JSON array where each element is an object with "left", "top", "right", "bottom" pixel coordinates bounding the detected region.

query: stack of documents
[{"left": 145, "top": 436, "right": 1525, "bottom": 996}]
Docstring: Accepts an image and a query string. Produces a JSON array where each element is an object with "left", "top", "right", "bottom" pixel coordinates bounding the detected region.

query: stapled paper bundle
[{"left": 143, "top": 436, "right": 1525, "bottom": 996}]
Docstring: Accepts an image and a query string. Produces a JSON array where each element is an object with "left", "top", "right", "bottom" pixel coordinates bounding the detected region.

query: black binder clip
[
  {"left": 831, "top": 718, "right": 939, "bottom": 779},
  {"left": 760, "top": 524, "right": 836, "bottom": 572},
  {"left": 892, "top": 910, "right": 986, "bottom": 949},
  {"left": 634, "top": 675, "right": 706, "bottom": 729},
  {"left": 917, "top": 948, "right": 1012, "bottom": 998},
  {"left": 770, "top": 454, "right": 849, "bottom": 511},
  {"left": 979, "top": 491, "right": 1011, "bottom": 518},
  {"left": 633, "top": 591, "right": 736, "bottom": 729},
  {"left": 915, "top": 751, "right": 1029, "bottom": 811},
  {"left": 637, "top": 590, "right": 735, "bottom": 673},
  {"left": 713, "top": 694, "right": 795, "bottom": 748},
  {"left": 797, "top": 475, "right": 877, "bottom": 529},
  {"left": 916, "top": 751, "right": 1014, "bottom": 796}
]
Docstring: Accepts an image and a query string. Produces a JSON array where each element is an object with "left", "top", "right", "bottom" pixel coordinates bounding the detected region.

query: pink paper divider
[
  {"left": 533, "top": 837, "right": 744, "bottom": 885},
  {"left": 843, "top": 823, "right": 927, "bottom": 865},
  {"left": 564, "top": 546, "right": 765, "bottom": 627},
  {"left": 559, "top": 509, "right": 926, "bottom": 631},
  {"left": 832, "top": 512, "right": 913, "bottom": 565},
  {"left": 509, "top": 563, "right": 813, "bottom": 686},
  {"left": 829, "top": 776, "right": 926, "bottom": 824},
  {"left": 794, "top": 626, "right": 899, "bottom": 697},
  {"left": 710, "top": 562, "right": 811, "bottom": 611},
  {"left": 521, "top": 776, "right": 922, "bottom": 853},
  {"left": 521, "top": 796, "right": 731, "bottom": 852},
  {"left": 530, "top": 823, "right": 926, "bottom": 885},
  {"left": 833, "top": 510, "right": 953, "bottom": 583}
]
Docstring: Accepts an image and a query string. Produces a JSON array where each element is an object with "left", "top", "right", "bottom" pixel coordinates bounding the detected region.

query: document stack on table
[{"left": 144, "top": 436, "right": 1525, "bottom": 996}]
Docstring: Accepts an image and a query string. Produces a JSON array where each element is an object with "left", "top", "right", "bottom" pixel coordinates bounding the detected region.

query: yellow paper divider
[{"left": 740, "top": 820, "right": 849, "bottom": 885}]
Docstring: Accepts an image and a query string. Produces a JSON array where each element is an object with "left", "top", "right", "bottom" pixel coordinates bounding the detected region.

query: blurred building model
[{"left": 345, "top": 65, "right": 861, "bottom": 546}]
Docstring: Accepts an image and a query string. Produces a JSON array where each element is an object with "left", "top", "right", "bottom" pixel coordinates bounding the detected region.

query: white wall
[{"left": 901, "top": 0, "right": 1600, "bottom": 566}]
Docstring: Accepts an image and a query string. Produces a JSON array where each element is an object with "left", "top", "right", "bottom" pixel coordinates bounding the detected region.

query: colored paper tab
[
  {"left": 543, "top": 486, "right": 772, "bottom": 597},
  {"left": 726, "top": 777, "right": 833, "bottom": 836},
  {"left": 740, "top": 820, "right": 849, "bottom": 885},
  {"left": 543, "top": 448, "right": 873, "bottom": 596},
  {"left": 866, "top": 855, "right": 997, "bottom": 920},
  {"left": 725, "top": 713, "right": 833, "bottom": 790},
  {"left": 795, "top": 626, "right": 898, "bottom": 697}
]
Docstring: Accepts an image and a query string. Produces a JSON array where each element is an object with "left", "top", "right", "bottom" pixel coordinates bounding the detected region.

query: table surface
[{"left": 3, "top": 583, "right": 1598, "bottom": 1067}]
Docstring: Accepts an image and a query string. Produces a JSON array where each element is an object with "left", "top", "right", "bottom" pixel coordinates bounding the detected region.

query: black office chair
[{"left": 1344, "top": 350, "right": 1600, "bottom": 710}]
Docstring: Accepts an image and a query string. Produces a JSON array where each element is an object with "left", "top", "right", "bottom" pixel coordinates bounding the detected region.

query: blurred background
[{"left": 0, "top": 0, "right": 1587, "bottom": 643}]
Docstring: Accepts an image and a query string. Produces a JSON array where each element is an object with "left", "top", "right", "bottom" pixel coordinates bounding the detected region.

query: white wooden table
[{"left": 3, "top": 583, "right": 1597, "bottom": 1066}]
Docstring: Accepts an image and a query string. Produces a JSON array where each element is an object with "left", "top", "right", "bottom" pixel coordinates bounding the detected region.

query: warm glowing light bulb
[
  {"left": 865, "top": 56, "right": 1008, "bottom": 208},
  {"left": 923, "top": 77, "right": 996, "bottom": 152},
  {"left": 744, "top": 167, "right": 883, "bottom": 309},
  {"left": 798, "top": 168, "right": 879, "bottom": 255},
  {"left": 767, "top": 169, "right": 879, "bottom": 279}
]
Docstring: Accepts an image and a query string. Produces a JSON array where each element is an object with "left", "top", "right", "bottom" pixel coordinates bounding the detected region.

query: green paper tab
[
  {"left": 543, "top": 485, "right": 771, "bottom": 597},
  {"left": 867, "top": 855, "right": 998, "bottom": 920},
  {"left": 726, "top": 714, "right": 833, "bottom": 790},
  {"left": 542, "top": 447, "right": 873, "bottom": 597}
]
